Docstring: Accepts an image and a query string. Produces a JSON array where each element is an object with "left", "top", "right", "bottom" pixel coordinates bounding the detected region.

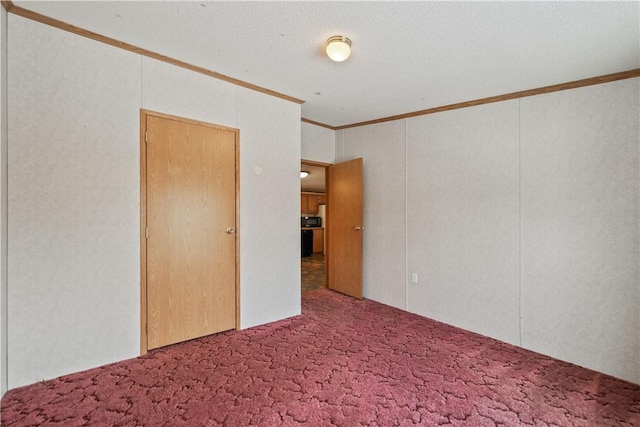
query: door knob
[
  {"left": 226, "top": 227, "right": 235, "bottom": 234},
  {"left": 354, "top": 226, "right": 363, "bottom": 231}
]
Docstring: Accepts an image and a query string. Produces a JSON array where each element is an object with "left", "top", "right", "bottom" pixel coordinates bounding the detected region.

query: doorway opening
[
  {"left": 300, "top": 157, "right": 364, "bottom": 299},
  {"left": 301, "top": 160, "right": 329, "bottom": 292}
]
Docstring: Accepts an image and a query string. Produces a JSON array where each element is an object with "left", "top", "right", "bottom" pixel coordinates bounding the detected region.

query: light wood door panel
[
  {"left": 327, "top": 158, "right": 363, "bottom": 299},
  {"left": 145, "top": 114, "right": 237, "bottom": 350}
]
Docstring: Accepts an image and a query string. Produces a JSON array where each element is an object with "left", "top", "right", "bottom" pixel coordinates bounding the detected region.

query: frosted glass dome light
[{"left": 326, "top": 36, "right": 352, "bottom": 62}]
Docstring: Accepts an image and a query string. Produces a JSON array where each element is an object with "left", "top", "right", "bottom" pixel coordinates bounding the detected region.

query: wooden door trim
[
  {"left": 140, "top": 109, "right": 240, "bottom": 355},
  {"left": 140, "top": 110, "right": 147, "bottom": 354}
]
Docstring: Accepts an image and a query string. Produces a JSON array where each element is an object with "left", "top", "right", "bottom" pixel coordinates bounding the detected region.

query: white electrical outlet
[{"left": 411, "top": 272, "right": 418, "bottom": 283}]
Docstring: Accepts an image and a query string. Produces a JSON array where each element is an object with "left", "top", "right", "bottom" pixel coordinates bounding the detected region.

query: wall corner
[{"left": 1, "top": 5, "right": 9, "bottom": 397}]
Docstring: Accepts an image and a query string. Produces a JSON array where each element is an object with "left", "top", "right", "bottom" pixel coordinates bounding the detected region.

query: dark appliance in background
[
  {"left": 301, "top": 230, "right": 314, "bottom": 257},
  {"left": 301, "top": 216, "right": 322, "bottom": 227}
]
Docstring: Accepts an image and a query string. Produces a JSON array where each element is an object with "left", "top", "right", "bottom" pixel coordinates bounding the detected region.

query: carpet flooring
[{"left": 2, "top": 289, "right": 639, "bottom": 426}]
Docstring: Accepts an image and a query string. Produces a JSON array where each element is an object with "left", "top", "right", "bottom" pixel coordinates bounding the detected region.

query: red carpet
[{"left": 2, "top": 289, "right": 639, "bottom": 425}]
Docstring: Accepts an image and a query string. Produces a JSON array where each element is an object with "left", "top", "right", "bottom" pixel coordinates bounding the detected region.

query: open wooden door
[{"left": 326, "top": 158, "right": 363, "bottom": 299}]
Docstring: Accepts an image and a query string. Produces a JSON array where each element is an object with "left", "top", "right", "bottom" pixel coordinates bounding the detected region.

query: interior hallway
[{"left": 302, "top": 254, "right": 326, "bottom": 292}]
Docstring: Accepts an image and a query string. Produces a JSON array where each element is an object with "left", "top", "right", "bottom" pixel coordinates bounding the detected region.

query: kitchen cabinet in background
[{"left": 301, "top": 192, "right": 325, "bottom": 214}]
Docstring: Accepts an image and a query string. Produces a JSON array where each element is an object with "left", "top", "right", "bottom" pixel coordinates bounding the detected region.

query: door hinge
[
  {"left": 145, "top": 131, "right": 148, "bottom": 143},
  {"left": 145, "top": 227, "right": 149, "bottom": 239}
]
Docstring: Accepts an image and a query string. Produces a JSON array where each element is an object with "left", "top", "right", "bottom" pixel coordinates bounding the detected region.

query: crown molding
[
  {"left": 334, "top": 68, "right": 640, "bottom": 130},
  {"left": 301, "top": 118, "right": 337, "bottom": 131},
  {"left": 4, "top": 2, "right": 637, "bottom": 130},
  {"left": 4, "top": 3, "right": 304, "bottom": 105}
]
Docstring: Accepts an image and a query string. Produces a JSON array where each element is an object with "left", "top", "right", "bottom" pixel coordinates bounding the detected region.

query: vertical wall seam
[
  {"left": 404, "top": 118, "right": 409, "bottom": 312},
  {"left": 518, "top": 99, "right": 523, "bottom": 348},
  {"left": 140, "top": 56, "right": 143, "bottom": 106},
  {"left": 1, "top": 7, "right": 8, "bottom": 395}
]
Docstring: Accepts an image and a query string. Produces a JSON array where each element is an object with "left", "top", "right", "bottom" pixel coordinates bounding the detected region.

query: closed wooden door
[
  {"left": 327, "top": 158, "right": 363, "bottom": 299},
  {"left": 143, "top": 112, "right": 238, "bottom": 350}
]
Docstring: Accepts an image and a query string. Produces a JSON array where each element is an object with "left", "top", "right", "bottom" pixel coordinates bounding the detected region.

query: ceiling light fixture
[
  {"left": 326, "top": 36, "right": 352, "bottom": 62},
  {"left": 300, "top": 171, "right": 310, "bottom": 178}
]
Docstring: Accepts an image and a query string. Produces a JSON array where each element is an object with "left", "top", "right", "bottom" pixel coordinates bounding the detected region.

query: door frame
[{"left": 139, "top": 109, "right": 241, "bottom": 355}]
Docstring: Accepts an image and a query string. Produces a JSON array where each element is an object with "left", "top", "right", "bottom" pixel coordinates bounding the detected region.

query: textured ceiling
[
  {"left": 13, "top": 1, "right": 640, "bottom": 128},
  {"left": 300, "top": 163, "right": 326, "bottom": 193}
]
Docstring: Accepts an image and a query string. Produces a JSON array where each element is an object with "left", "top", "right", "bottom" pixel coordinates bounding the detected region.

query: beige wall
[
  {"left": 337, "top": 120, "right": 408, "bottom": 309},
  {"left": 302, "top": 122, "right": 335, "bottom": 164},
  {"left": 519, "top": 80, "right": 639, "bottom": 378},
  {"left": 406, "top": 101, "right": 521, "bottom": 345},
  {"left": 7, "top": 14, "right": 301, "bottom": 389},
  {"left": 337, "top": 78, "right": 640, "bottom": 383},
  {"left": 0, "top": 5, "right": 7, "bottom": 398}
]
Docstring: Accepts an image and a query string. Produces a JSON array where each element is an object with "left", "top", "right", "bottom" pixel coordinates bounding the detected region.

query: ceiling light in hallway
[{"left": 326, "top": 36, "right": 352, "bottom": 62}]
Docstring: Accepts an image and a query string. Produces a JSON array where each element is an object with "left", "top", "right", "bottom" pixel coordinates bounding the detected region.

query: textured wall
[
  {"left": 407, "top": 101, "right": 521, "bottom": 345},
  {"left": 8, "top": 16, "right": 143, "bottom": 389},
  {"left": 519, "top": 79, "right": 639, "bottom": 382},
  {"left": 301, "top": 122, "right": 335, "bottom": 164},
  {"left": 337, "top": 78, "right": 639, "bottom": 383},
  {"left": 237, "top": 87, "right": 301, "bottom": 328},
  {"left": 8, "top": 15, "right": 301, "bottom": 389},
  {"left": 141, "top": 58, "right": 237, "bottom": 128},
  {"left": 0, "top": 5, "right": 7, "bottom": 397},
  {"left": 336, "top": 121, "right": 407, "bottom": 309},
  {"left": 141, "top": 58, "right": 302, "bottom": 330}
]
